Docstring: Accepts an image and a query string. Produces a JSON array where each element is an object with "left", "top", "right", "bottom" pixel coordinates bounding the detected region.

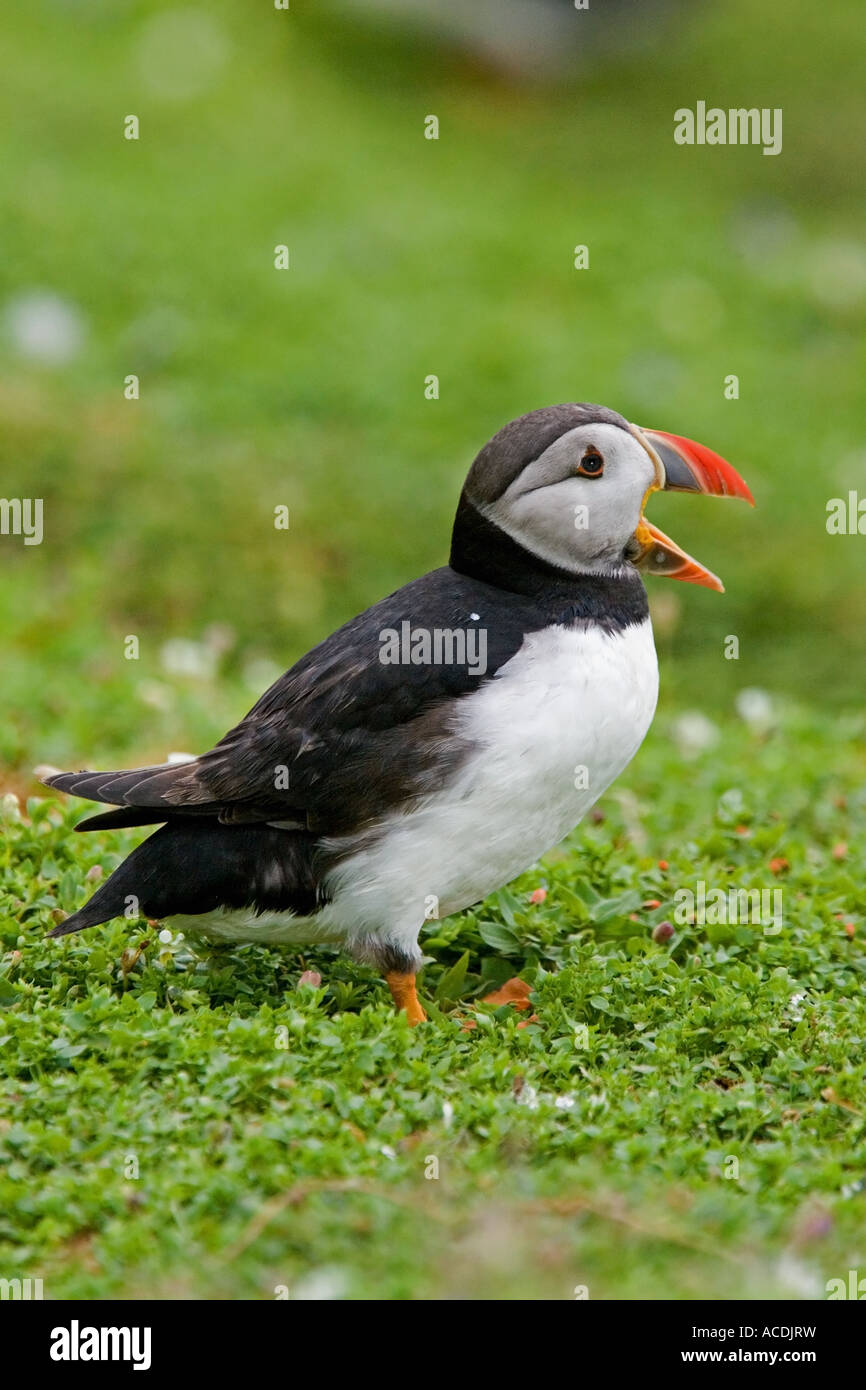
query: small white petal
[
  {"left": 672, "top": 711, "right": 720, "bottom": 757},
  {"left": 774, "top": 1254, "right": 822, "bottom": 1300},
  {"left": 159, "top": 638, "right": 216, "bottom": 680},
  {"left": 33, "top": 764, "right": 63, "bottom": 781},
  {"left": 292, "top": 1267, "right": 348, "bottom": 1301},
  {"left": 735, "top": 687, "right": 775, "bottom": 731},
  {"left": 5, "top": 291, "right": 85, "bottom": 364}
]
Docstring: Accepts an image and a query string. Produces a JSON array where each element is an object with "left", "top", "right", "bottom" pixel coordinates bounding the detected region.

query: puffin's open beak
[{"left": 628, "top": 426, "right": 755, "bottom": 593}]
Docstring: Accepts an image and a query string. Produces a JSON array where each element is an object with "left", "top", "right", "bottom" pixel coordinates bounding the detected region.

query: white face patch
[{"left": 477, "top": 422, "right": 657, "bottom": 574}]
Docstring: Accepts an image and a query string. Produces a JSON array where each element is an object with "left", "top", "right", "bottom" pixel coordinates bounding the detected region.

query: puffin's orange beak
[{"left": 629, "top": 426, "right": 755, "bottom": 593}]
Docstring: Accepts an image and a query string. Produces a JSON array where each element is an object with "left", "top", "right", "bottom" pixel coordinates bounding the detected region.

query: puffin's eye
[{"left": 577, "top": 450, "right": 604, "bottom": 478}]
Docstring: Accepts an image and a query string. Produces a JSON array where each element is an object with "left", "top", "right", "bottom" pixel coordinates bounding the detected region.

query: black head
[{"left": 452, "top": 403, "right": 754, "bottom": 593}]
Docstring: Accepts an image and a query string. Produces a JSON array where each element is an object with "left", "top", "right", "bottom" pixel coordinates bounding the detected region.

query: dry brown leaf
[
  {"left": 821, "top": 1086, "right": 860, "bottom": 1114},
  {"left": 482, "top": 977, "right": 532, "bottom": 1010}
]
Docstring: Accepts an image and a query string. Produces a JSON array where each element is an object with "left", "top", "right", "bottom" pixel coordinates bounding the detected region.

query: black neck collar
[{"left": 448, "top": 491, "right": 648, "bottom": 624}]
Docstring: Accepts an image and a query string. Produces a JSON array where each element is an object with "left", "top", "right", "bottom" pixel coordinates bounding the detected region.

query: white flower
[
  {"left": 33, "top": 764, "right": 62, "bottom": 781},
  {"left": 787, "top": 992, "right": 807, "bottom": 1021},
  {"left": 5, "top": 291, "right": 85, "bottom": 364},
  {"left": 291, "top": 1267, "right": 348, "bottom": 1301},
  {"left": 158, "top": 929, "right": 173, "bottom": 945},
  {"left": 735, "top": 687, "right": 774, "bottom": 732},
  {"left": 672, "top": 711, "right": 720, "bottom": 757},
  {"left": 773, "top": 1254, "right": 822, "bottom": 1300},
  {"left": 159, "top": 638, "right": 216, "bottom": 680}
]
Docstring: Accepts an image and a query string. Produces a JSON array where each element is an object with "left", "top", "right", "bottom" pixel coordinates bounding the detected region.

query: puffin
[{"left": 43, "top": 404, "right": 753, "bottom": 1024}]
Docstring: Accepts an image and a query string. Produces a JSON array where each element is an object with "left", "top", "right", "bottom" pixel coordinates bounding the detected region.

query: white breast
[
  {"left": 322, "top": 617, "right": 659, "bottom": 952},
  {"left": 176, "top": 619, "right": 658, "bottom": 952}
]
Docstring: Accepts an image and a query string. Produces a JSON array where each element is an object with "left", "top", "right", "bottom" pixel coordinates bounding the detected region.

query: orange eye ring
[{"left": 576, "top": 450, "right": 604, "bottom": 478}]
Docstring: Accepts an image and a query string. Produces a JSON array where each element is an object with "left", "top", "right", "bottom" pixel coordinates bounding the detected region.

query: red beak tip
[
  {"left": 644, "top": 426, "right": 754, "bottom": 507},
  {"left": 728, "top": 477, "right": 757, "bottom": 508}
]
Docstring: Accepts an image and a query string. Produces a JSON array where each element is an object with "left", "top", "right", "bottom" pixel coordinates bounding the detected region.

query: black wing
[{"left": 46, "top": 567, "right": 543, "bottom": 836}]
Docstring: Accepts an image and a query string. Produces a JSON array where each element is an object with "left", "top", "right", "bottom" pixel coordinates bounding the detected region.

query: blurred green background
[{"left": 1, "top": 0, "right": 865, "bottom": 784}]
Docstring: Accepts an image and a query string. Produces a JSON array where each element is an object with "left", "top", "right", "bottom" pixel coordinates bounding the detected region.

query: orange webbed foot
[{"left": 385, "top": 970, "right": 427, "bottom": 1025}]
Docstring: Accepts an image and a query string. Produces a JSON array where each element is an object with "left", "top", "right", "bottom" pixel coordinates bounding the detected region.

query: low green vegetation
[{"left": 2, "top": 706, "right": 863, "bottom": 1298}]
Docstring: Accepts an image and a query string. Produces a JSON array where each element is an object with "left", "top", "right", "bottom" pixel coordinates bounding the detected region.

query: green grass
[{"left": 2, "top": 705, "right": 864, "bottom": 1299}]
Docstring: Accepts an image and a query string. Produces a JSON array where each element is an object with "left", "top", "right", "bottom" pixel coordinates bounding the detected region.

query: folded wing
[{"left": 45, "top": 567, "right": 536, "bottom": 836}]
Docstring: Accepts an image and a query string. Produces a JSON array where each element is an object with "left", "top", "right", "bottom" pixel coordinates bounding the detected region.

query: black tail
[{"left": 47, "top": 821, "right": 324, "bottom": 938}]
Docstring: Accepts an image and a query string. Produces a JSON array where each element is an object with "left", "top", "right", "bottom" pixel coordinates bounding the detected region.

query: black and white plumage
[{"left": 44, "top": 404, "right": 753, "bottom": 1021}]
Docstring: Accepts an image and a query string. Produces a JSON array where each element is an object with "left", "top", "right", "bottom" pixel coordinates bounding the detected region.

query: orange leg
[{"left": 385, "top": 970, "right": 427, "bottom": 1025}]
